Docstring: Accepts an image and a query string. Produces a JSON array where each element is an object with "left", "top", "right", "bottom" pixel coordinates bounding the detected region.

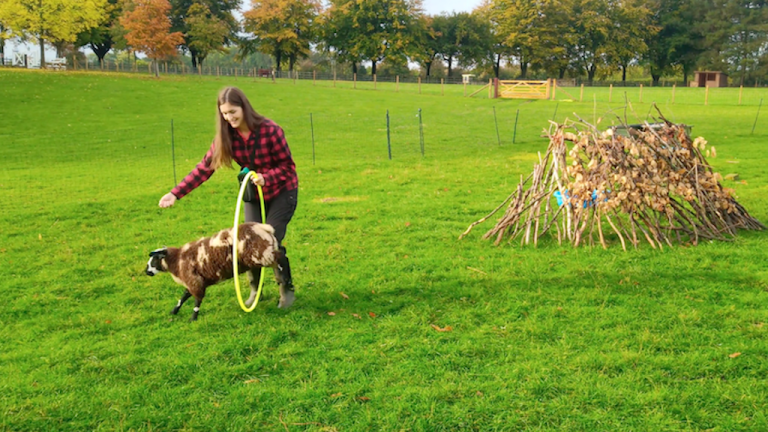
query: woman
[{"left": 158, "top": 86, "right": 298, "bottom": 309}]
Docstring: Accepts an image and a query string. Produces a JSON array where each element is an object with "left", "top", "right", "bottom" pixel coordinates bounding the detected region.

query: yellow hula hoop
[{"left": 233, "top": 170, "right": 267, "bottom": 312}]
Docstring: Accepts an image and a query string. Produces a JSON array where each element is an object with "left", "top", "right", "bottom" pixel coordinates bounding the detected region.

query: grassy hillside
[{"left": 1, "top": 69, "right": 767, "bottom": 431}]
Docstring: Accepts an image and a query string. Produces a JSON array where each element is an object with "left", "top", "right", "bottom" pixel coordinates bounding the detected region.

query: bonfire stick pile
[{"left": 461, "top": 114, "right": 764, "bottom": 250}]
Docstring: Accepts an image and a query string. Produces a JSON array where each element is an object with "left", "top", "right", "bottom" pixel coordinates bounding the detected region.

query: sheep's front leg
[
  {"left": 171, "top": 291, "right": 192, "bottom": 315},
  {"left": 189, "top": 297, "right": 203, "bottom": 322}
]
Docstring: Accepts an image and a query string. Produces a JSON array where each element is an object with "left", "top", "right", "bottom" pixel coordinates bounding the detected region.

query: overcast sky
[{"left": 422, "top": 0, "right": 484, "bottom": 15}]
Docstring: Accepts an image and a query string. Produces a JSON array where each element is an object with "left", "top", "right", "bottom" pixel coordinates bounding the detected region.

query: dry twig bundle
[{"left": 460, "top": 112, "right": 764, "bottom": 250}]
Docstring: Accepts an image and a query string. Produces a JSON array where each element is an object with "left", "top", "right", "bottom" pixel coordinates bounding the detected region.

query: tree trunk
[
  {"left": 0, "top": 24, "right": 5, "bottom": 65},
  {"left": 154, "top": 60, "right": 160, "bottom": 78},
  {"left": 587, "top": 64, "right": 597, "bottom": 85},
  {"left": 559, "top": 67, "right": 566, "bottom": 79},
  {"left": 289, "top": 54, "right": 296, "bottom": 71},
  {"left": 520, "top": 62, "right": 528, "bottom": 79},
  {"left": 39, "top": 36, "right": 46, "bottom": 67},
  {"left": 274, "top": 50, "right": 282, "bottom": 72},
  {"left": 651, "top": 73, "right": 661, "bottom": 86},
  {"left": 447, "top": 56, "right": 453, "bottom": 78},
  {"left": 371, "top": 60, "right": 377, "bottom": 76},
  {"left": 494, "top": 53, "right": 501, "bottom": 78},
  {"left": 622, "top": 65, "right": 627, "bottom": 86},
  {"left": 352, "top": 63, "right": 357, "bottom": 74},
  {"left": 425, "top": 61, "right": 432, "bottom": 77},
  {"left": 90, "top": 42, "right": 111, "bottom": 67}
]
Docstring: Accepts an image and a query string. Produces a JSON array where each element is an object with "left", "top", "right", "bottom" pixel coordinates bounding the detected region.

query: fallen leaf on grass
[
  {"left": 38, "top": 234, "right": 42, "bottom": 240},
  {"left": 244, "top": 379, "right": 260, "bottom": 384},
  {"left": 729, "top": 352, "right": 742, "bottom": 358},
  {"left": 340, "top": 292, "right": 349, "bottom": 299},
  {"left": 368, "top": 312, "right": 376, "bottom": 318},
  {"left": 431, "top": 324, "right": 453, "bottom": 332},
  {"left": 327, "top": 312, "right": 336, "bottom": 316},
  {"left": 352, "top": 313, "right": 361, "bottom": 320},
  {"left": 467, "top": 266, "right": 487, "bottom": 275},
  {"left": 405, "top": 222, "right": 411, "bottom": 227},
  {"left": 330, "top": 393, "right": 342, "bottom": 398},
  {"left": 358, "top": 396, "right": 370, "bottom": 402}
]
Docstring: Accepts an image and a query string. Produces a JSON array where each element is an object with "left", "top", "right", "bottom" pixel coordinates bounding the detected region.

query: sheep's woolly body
[{"left": 161, "top": 223, "right": 278, "bottom": 300}]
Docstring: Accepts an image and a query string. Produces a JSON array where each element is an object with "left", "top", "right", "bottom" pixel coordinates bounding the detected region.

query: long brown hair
[{"left": 210, "top": 87, "right": 266, "bottom": 170}]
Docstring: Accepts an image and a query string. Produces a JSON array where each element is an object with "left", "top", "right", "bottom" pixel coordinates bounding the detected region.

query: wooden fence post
[
  {"left": 671, "top": 84, "right": 676, "bottom": 104},
  {"left": 739, "top": 85, "right": 743, "bottom": 105},
  {"left": 374, "top": 73, "right": 377, "bottom": 90},
  {"left": 580, "top": 84, "right": 584, "bottom": 102},
  {"left": 441, "top": 78, "right": 444, "bottom": 96},
  {"left": 609, "top": 84, "right": 613, "bottom": 103},
  {"left": 705, "top": 84, "right": 709, "bottom": 105},
  {"left": 396, "top": 75, "right": 399, "bottom": 92},
  {"left": 354, "top": 73, "right": 357, "bottom": 89},
  {"left": 489, "top": 78, "right": 493, "bottom": 98},
  {"left": 313, "top": 70, "right": 316, "bottom": 86},
  {"left": 552, "top": 79, "right": 557, "bottom": 100}
]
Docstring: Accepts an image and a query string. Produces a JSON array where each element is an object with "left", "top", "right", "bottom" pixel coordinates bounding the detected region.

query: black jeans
[{"left": 244, "top": 188, "right": 298, "bottom": 286}]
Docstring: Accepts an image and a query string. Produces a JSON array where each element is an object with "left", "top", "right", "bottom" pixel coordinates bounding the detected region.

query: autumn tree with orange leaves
[{"left": 120, "top": 0, "right": 184, "bottom": 77}]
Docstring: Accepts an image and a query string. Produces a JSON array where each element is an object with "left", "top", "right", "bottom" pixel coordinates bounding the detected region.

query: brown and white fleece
[{"left": 145, "top": 222, "right": 280, "bottom": 321}]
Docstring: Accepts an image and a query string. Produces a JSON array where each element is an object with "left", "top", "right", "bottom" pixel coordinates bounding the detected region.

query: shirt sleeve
[
  {"left": 170, "top": 141, "right": 216, "bottom": 199},
  {"left": 260, "top": 125, "right": 295, "bottom": 188}
]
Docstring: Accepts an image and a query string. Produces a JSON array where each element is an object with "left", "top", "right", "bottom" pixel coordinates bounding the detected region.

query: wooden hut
[{"left": 690, "top": 71, "right": 728, "bottom": 88}]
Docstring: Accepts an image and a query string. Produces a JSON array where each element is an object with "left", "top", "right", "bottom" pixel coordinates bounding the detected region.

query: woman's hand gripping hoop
[{"left": 233, "top": 170, "right": 267, "bottom": 312}]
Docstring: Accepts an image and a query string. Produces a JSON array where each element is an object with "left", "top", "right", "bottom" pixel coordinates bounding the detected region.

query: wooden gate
[{"left": 496, "top": 80, "right": 551, "bottom": 99}]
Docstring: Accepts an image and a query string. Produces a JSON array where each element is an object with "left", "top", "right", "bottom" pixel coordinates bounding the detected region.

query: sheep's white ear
[{"left": 149, "top": 247, "right": 168, "bottom": 257}]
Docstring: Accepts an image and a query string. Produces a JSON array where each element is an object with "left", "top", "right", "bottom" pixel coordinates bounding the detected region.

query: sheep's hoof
[
  {"left": 277, "top": 286, "right": 295, "bottom": 309},
  {"left": 189, "top": 313, "right": 199, "bottom": 322},
  {"left": 170, "top": 308, "right": 180, "bottom": 315}
]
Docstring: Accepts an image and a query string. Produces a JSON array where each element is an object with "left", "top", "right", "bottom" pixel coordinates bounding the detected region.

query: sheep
[{"left": 145, "top": 222, "right": 281, "bottom": 321}]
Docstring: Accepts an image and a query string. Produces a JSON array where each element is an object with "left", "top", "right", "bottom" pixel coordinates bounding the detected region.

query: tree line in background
[{"left": 0, "top": 0, "right": 767, "bottom": 85}]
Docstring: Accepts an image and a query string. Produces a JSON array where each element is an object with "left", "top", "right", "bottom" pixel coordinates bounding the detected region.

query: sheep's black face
[{"left": 146, "top": 247, "right": 167, "bottom": 276}]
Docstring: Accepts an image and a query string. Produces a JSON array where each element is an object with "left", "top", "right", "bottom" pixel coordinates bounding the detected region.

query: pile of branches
[{"left": 461, "top": 114, "right": 764, "bottom": 250}]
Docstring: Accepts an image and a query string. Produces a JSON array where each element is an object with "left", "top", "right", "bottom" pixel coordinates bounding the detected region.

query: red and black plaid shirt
[{"left": 172, "top": 119, "right": 298, "bottom": 202}]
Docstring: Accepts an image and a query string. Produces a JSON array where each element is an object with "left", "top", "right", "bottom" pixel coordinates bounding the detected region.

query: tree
[
  {"left": 432, "top": 12, "right": 464, "bottom": 78},
  {"left": 0, "top": 23, "right": 10, "bottom": 65},
  {"left": 566, "top": 0, "right": 612, "bottom": 84},
  {"left": 243, "top": 0, "right": 321, "bottom": 72},
  {"left": 645, "top": 0, "right": 703, "bottom": 85},
  {"left": 169, "top": 0, "right": 238, "bottom": 68},
  {"left": 700, "top": 0, "right": 768, "bottom": 85},
  {"left": 185, "top": 3, "right": 228, "bottom": 69},
  {"left": 120, "top": 0, "right": 185, "bottom": 77},
  {"left": 411, "top": 14, "right": 439, "bottom": 77},
  {"left": 486, "top": 0, "right": 549, "bottom": 79},
  {"left": 323, "top": 0, "right": 422, "bottom": 76},
  {"left": 604, "top": 0, "right": 655, "bottom": 85},
  {"left": 0, "top": 0, "right": 106, "bottom": 66},
  {"left": 76, "top": 0, "right": 123, "bottom": 66},
  {"left": 455, "top": 12, "right": 493, "bottom": 72}
]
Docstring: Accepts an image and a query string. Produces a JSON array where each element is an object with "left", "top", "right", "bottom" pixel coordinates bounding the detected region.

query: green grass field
[{"left": 1, "top": 69, "right": 768, "bottom": 431}]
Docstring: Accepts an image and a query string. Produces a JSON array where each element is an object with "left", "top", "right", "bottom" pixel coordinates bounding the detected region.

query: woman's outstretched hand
[{"left": 159, "top": 192, "right": 177, "bottom": 208}]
